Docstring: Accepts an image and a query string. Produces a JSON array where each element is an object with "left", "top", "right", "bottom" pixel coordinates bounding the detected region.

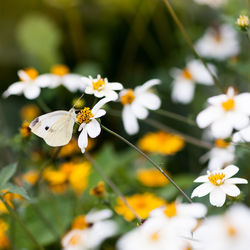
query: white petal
[
  {"left": 196, "top": 106, "right": 222, "bottom": 128},
  {"left": 222, "top": 165, "right": 239, "bottom": 179},
  {"left": 62, "top": 74, "right": 86, "bottom": 92},
  {"left": 2, "top": 82, "right": 24, "bottom": 97},
  {"left": 122, "top": 105, "right": 139, "bottom": 135},
  {"left": 85, "top": 86, "right": 95, "bottom": 95},
  {"left": 108, "top": 82, "right": 123, "bottom": 90},
  {"left": 102, "top": 89, "right": 119, "bottom": 100},
  {"left": 86, "top": 119, "right": 101, "bottom": 138},
  {"left": 193, "top": 175, "right": 209, "bottom": 183},
  {"left": 221, "top": 183, "right": 240, "bottom": 197},
  {"left": 134, "top": 79, "right": 161, "bottom": 94},
  {"left": 233, "top": 126, "right": 250, "bottom": 143},
  {"left": 78, "top": 129, "right": 88, "bottom": 150},
  {"left": 235, "top": 93, "right": 250, "bottom": 115},
  {"left": 136, "top": 92, "right": 161, "bottom": 110},
  {"left": 208, "top": 94, "right": 227, "bottom": 105},
  {"left": 35, "top": 74, "right": 61, "bottom": 88},
  {"left": 229, "top": 113, "right": 249, "bottom": 130},
  {"left": 94, "top": 109, "right": 106, "bottom": 118},
  {"left": 209, "top": 188, "right": 226, "bottom": 207},
  {"left": 191, "top": 183, "right": 213, "bottom": 198},
  {"left": 178, "top": 203, "right": 207, "bottom": 218},
  {"left": 86, "top": 209, "right": 112, "bottom": 223},
  {"left": 130, "top": 102, "right": 148, "bottom": 119},
  {"left": 23, "top": 85, "right": 41, "bottom": 99},
  {"left": 211, "top": 118, "right": 233, "bottom": 138},
  {"left": 92, "top": 98, "right": 112, "bottom": 115},
  {"left": 225, "top": 178, "right": 248, "bottom": 184}
]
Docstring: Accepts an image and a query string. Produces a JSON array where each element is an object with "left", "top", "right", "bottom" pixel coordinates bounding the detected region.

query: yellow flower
[
  {"left": 20, "top": 104, "right": 40, "bottom": 122},
  {"left": 115, "top": 193, "right": 166, "bottom": 221},
  {"left": 0, "top": 192, "right": 14, "bottom": 214},
  {"left": 138, "top": 131, "right": 185, "bottom": 155},
  {"left": 71, "top": 215, "right": 89, "bottom": 230},
  {"left": 68, "top": 162, "right": 91, "bottom": 195},
  {"left": 22, "top": 170, "right": 39, "bottom": 186},
  {"left": 236, "top": 15, "right": 249, "bottom": 30},
  {"left": 58, "top": 139, "right": 81, "bottom": 158},
  {"left": 90, "top": 181, "right": 106, "bottom": 197},
  {"left": 0, "top": 219, "right": 9, "bottom": 249},
  {"left": 20, "top": 121, "right": 31, "bottom": 137},
  {"left": 137, "top": 169, "right": 169, "bottom": 187}
]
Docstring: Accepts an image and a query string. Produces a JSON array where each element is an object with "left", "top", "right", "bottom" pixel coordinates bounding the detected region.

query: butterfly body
[{"left": 29, "top": 108, "right": 76, "bottom": 147}]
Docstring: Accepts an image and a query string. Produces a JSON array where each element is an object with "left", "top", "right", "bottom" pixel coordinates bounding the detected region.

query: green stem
[
  {"left": 85, "top": 152, "right": 143, "bottom": 223},
  {"left": 101, "top": 125, "right": 192, "bottom": 203},
  {"left": 155, "top": 109, "right": 197, "bottom": 126},
  {"left": 37, "top": 97, "right": 51, "bottom": 113},
  {"left": 0, "top": 197, "right": 44, "bottom": 250},
  {"left": 162, "top": 0, "right": 224, "bottom": 92}
]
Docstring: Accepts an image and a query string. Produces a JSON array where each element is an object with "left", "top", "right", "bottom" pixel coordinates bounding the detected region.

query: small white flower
[
  {"left": 36, "top": 64, "right": 86, "bottom": 92},
  {"left": 195, "top": 24, "right": 239, "bottom": 60},
  {"left": 120, "top": 79, "right": 161, "bottom": 135},
  {"left": 194, "top": 204, "right": 250, "bottom": 250},
  {"left": 196, "top": 87, "right": 250, "bottom": 139},
  {"left": 232, "top": 125, "right": 250, "bottom": 143},
  {"left": 191, "top": 165, "right": 248, "bottom": 207},
  {"left": 83, "top": 74, "right": 123, "bottom": 100},
  {"left": 3, "top": 68, "right": 41, "bottom": 100},
  {"left": 200, "top": 139, "right": 235, "bottom": 171},
  {"left": 193, "top": 0, "right": 227, "bottom": 8},
  {"left": 77, "top": 98, "right": 112, "bottom": 153},
  {"left": 171, "top": 59, "right": 215, "bottom": 104}
]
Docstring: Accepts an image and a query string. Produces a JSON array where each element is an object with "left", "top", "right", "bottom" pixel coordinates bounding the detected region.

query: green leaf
[
  {"left": 0, "top": 162, "right": 17, "bottom": 186},
  {"left": 1, "top": 183, "right": 30, "bottom": 200}
]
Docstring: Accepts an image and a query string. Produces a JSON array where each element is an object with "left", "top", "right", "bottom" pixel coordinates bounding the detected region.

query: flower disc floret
[
  {"left": 120, "top": 89, "right": 135, "bottom": 105},
  {"left": 51, "top": 64, "right": 69, "bottom": 76},
  {"left": 92, "top": 78, "right": 105, "bottom": 91},
  {"left": 164, "top": 203, "right": 177, "bottom": 217},
  {"left": 208, "top": 172, "right": 225, "bottom": 185},
  {"left": 20, "top": 67, "right": 38, "bottom": 81},
  {"left": 221, "top": 98, "right": 235, "bottom": 111},
  {"left": 77, "top": 108, "right": 94, "bottom": 124}
]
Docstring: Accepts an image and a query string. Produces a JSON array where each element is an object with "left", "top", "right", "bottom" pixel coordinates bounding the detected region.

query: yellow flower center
[
  {"left": 221, "top": 98, "right": 235, "bottom": 111},
  {"left": 120, "top": 89, "right": 135, "bottom": 105},
  {"left": 181, "top": 69, "right": 193, "bottom": 80},
  {"left": 20, "top": 121, "right": 31, "bottom": 137},
  {"left": 72, "top": 215, "right": 89, "bottom": 230},
  {"left": 92, "top": 78, "right": 105, "bottom": 91},
  {"left": 51, "top": 64, "right": 69, "bottom": 76},
  {"left": 208, "top": 173, "right": 225, "bottom": 186},
  {"left": 227, "top": 225, "right": 237, "bottom": 237},
  {"left": 236, "top": 15, "right": 249, "bottom": 29},
  {"left": 215, "top": 139, "right": 230, "bottom": 148},
  {"left": 21, "top": 68, "right": 38, "bottom": 81},
  {"left": 150, "top": 232, "right": 160, "bottom": 241},
  {"left": 77, "top": 108, "right": 94, "bottom": 124},
  {"left": 69, "top": 234, "right": 81, "bottom": 245},
  {"left": 164, "top": 202, "right": 177, "bottom": 217}
]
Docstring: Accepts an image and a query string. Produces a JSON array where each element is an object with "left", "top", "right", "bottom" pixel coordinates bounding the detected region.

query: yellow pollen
[
  {"left": 164, "top": 202, "right": 177, "bottom": 217},
  {"left": 181, "top": 69, "right": 193, "bottom": 80},
  {"left": 92, "top": 78, "right": 105, "bottom": 91},
  {"left": 77, "top": 108, "right": 94, "bottom": 124},
  {"left": 51, "top": 64, "right": 69, "bottom": 76},
  {"left": 208, "top": 173, "right": 225, "bottom": 186},
  {"left": 215, "top": 139, "right": 230, "bottom": 148},
  {"left": 150, "top": 232, "right": 160, "bottom": 241},
  {"left": 227, "top": 225, "right": 237, "bottom": 237},
  {"left": 120, "top": 89, "right": 135, "bottom": 105},
  {"left": 69, "top": 234, "right": 81, "bottom": 245},
  {"left": 72, "top": 215, "right": 89, "bottom": 230},
  {"left": 22, "top": 68, "right": 38, "bottom": 80},
  {"left": 222, "top": 98, "right": 235, "bottom": 111}
]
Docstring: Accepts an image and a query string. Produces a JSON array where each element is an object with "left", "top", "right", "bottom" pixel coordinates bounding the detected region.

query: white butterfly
[{"left": 29, "top": 108, "right": 77, "bottom": 147}]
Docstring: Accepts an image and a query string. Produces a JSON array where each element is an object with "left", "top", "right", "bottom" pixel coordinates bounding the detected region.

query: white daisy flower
[
  {"left": 77, "top": 97, "right": 112, "bottom": 153},
  {"left": 3, "top": 68, "right": 41, "bottom": 100},
  {"left": 194, "top": 204, "right": 250, "bottom": 250},
  {"left": 193, "top": 0, "right": 227, "bottom": 8},
  {"left": 200, "top": 139, "right": 235, "bottom": 171},
  {"left": 62, "top": 209, "right": 117, "bottom": 250},
  {"left": 191, "top": 165, "right": 248, "bottom": 207},
  {"left": 196, "top": 87, "right": 250, "bottom": 139},
  {"left": 117, "top": 217, "right": 190, "bottom": 250},
  {"left": 195, "top": 24, "right": 239, "bottom": 60},
  {"left": 36, "top": 64, "right": 86, "bottom": 92},
  {"left": 171, "top": 59, "right": 215, "bottom": 104},
  {"left": 232, "top": 125, "right": 250, "bottom": 143},
  {"left": 120, "top": 79, "right": 161, "bottom": 135},
  {"left": 83, "top": 74, "right": 123, "bottom": 100}
]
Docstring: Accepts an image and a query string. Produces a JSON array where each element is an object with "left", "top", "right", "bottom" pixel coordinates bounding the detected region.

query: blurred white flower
[
  {"left": 200, "top": 139, "right": 235, "bottom": 171},
  {"left": 117, "top": 217, "right": 190, "bottom": 250},
  {"left": 232, "top": 125, "right": 250, "bottom": 143},
  {"left": 171, "top": 59, "right": 215, "bottom": 104},
  {"left": 3, "top": 68, "right": 41, "bottom": 100},
  {"left": 193, "top": 0, "right": 227, "bottom": 8},
  {"left": 77, "top": 98, "right": 111, "bottom": 153},
  {"left": 62, "top": 209, "right": 117, "bottom": 250},
  {"left": 191, "top": 165, "right": 248, "bottom": 207},
  {"left": 120, "top": 79, "right": 161, "bottom": 135},
  {"left": 36, "top": 64, "right": 86, "bottom": 92},
  {"left": 83, "top": 74, "right": 123, "bottom": 100},
  {"left": 194, "top": 204, "right": 250, "bottom": 250},
  {"left": 196, "top": 87, "right": 250, "bottom": 139},
  {"left": 195, "top": 24, "right": 239, "bottom": 60}
]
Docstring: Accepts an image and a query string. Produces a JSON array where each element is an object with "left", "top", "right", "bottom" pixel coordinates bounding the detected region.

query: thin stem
[
  {"left": 155, "top": 109, "right": 197, "bottom": 126},
  {"left": 0, "top": 197, "right": 44, "bottom": 250},
  {"left": 101, "top": 125, "right": 192, "bottom": 203},
  {"left": 161, "top": 0, "right": 224, "bottom": 92},
  {"left": 145, "top": 118, "right": 213, "bottom": 149},
  {"left": 84, "top": 152, "right": 143, "bottom": 223},
  {"left": 37, "top": 97, "right": 51, "bottom": 113}
]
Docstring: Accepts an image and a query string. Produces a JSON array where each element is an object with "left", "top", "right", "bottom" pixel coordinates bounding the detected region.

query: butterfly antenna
[{"left": 73, "top": 93, "right": 85, "bottom": 109}]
